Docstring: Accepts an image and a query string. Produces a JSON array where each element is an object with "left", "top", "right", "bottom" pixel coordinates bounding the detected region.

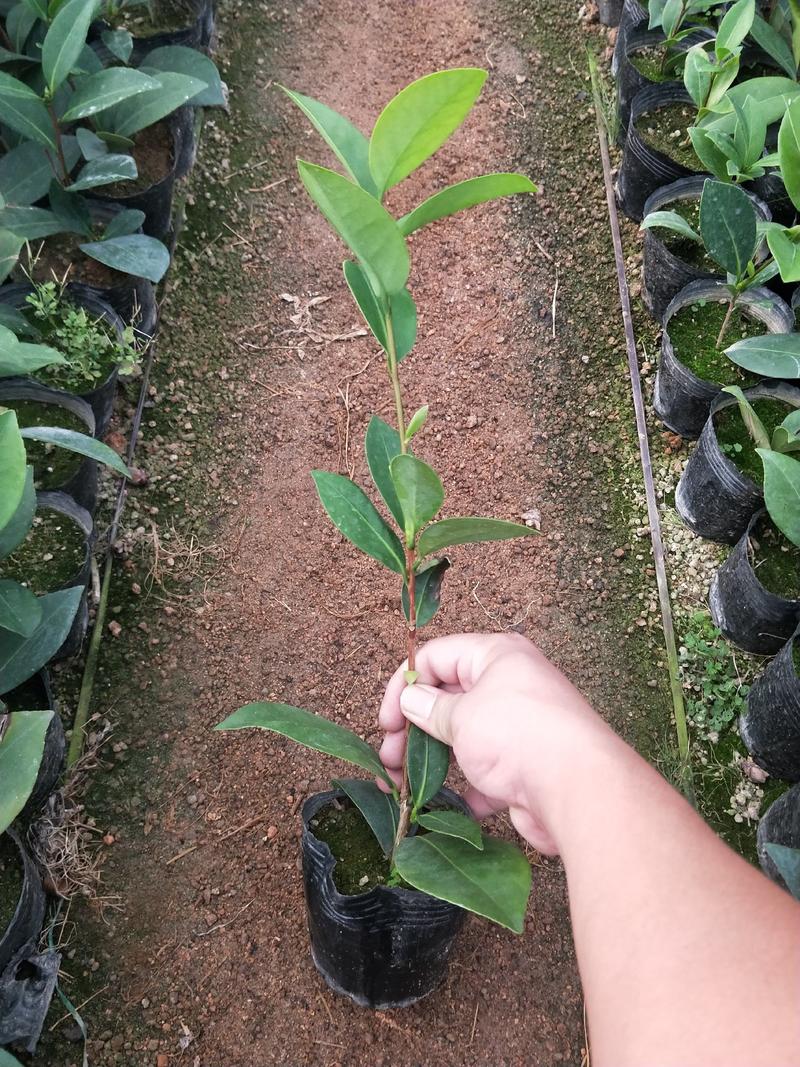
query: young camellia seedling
[{"left": 217, "top": 69, "right": 539, "bottom": 935}]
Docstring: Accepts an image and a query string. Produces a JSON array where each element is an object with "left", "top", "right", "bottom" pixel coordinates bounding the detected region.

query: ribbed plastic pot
[
  {"left": 612, "top": 0, "right": 648, "bottom": 77},
  {"left": 675, "top": 382, "right": 800, "bottom": 544},
  {"left": 302, "top": 789, "right": 467, "bottom": 1010},
  {"left": 757, "top": 783, "right": 800, "bottom": 889},
  {"left": 642, "top": 178, "right": 771, "bottom": 321},
  {"left": 598, "top": 0, "right": 624, "bottom": 25},
  {"left": 741, "top": 631, "right": 800, "bottom": 781},
  {"left": 0, "top": 282, "right": 124, "bottom": 437},
  {"left": 617, "top": 83, "right": 701, "bottom": 222},
  {"left": 709, "top": 512, "right": 800, "bottom": 655},
  {"left": 747, "top": 168, "right": 796, "bottom": 228},
  {"left": 89, "top": 0, "right": 215, "bottom": 62},
  {"left": 654, "top": 280, "right": 793, "bottom": 439},
  {"left": 3, "top": 672, "right": 65, "bottom": 820},
  {"left": 0, "top": 379, "right": 98, "bottom": 513},
  {"left": 0, "top": 831, "right": 46, "bottom": 974}
]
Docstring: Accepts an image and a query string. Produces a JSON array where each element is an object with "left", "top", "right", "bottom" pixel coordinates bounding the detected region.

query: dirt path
[{"left": 39, "top": 3, "right": 670, "bottom": 1065}]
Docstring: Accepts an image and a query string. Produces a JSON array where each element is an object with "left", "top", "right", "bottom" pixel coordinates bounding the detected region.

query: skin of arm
[{"left": 378, "top": 632, "right": 800, "bottom": 1067}]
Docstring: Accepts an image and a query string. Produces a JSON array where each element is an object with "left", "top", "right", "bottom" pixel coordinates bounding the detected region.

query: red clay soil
[{"left": 37, "top": 1, "right": 667, "bottom": 1065}]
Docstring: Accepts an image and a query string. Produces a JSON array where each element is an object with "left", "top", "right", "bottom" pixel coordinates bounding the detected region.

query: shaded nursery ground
[{"left": 39, "top": 2, "right": 672, "bottom": 1065}]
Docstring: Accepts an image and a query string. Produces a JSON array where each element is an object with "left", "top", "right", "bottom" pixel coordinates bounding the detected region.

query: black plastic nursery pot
[
  {"left": 0, "top": 379, "right": 99, "bottom": 513},
  {"left": 641, "top": 178, "right": 771, "bottom": 321},
  {"left": 598, "top": 0, "right": 624, "bottom": 26},
  {"left": 612, "top": 0, "right": 648, "bottom": 77},
  {"left": 709, "top": 512, "right": 800, "bottom": 655},
  {"left": 747, "top": 169, "right": 796, "bottom": 230},
  {"left": 617, "top": 83, "right": 701, "bottom": 222},
  {"left": 757, "top": 782, "right": 800, "bottom": 889},
  {"left": 0, "top": 831, "right": 59, "bottom": 1054},
  {"left": 740, "top": 631, "right": 800, "bottom": 781},
  {"left": 675, "top": 382, "right": 800, "bottom": 544},
  {"left": 3, "top": 672, "right": 65, "bottom": 821},
  {"left": 654, "top": 280, "right": 793, "bottom": 440},
  {"left": 301, "top": 790, "right": 467, "bottom": 1010},
  {"left": 90, "top": 0, "right": 215, "bottom": 63}
]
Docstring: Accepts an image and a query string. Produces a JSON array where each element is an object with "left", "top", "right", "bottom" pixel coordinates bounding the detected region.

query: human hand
[{"left": 379, "top": 632, "right": 617, "bottom": 855}]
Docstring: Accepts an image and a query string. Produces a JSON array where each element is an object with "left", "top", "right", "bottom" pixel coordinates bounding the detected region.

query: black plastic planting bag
[
  {"left": 301, "top": 790, "right": 467, "bottom": 1010},
  {"left": 617, "top": 83, "right": 701, "bottom": 222},
  {"left": 757, "top": 783, "right": 800, "bottom": 888},
  {"left": 90, "top": 0, "right": 215, "bottom": 64},
  {"left": 642, "top": 179, "right": 771, "bottom": 321},
  {"left": 741, "top": 633, "right": 800, "bottom": 781},
  {"left": 655, "top": 281, "right": 793, "bottom": 440},
  {"left": 613, "top": 0, "right": 648, "bottom": 77},
  {"left": 709, "top": 513, "right": 800, "bottom": 655},
  {"left": 598, "top": 0, "right": 624, "bottom": 26},
  {"left": 36, "top": 491, "right": 95, "bottom": 662}
]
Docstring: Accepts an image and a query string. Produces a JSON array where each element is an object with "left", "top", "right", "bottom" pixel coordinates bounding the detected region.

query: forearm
[{"left": 535, "top": 730, "right": 800, "bottom": 1067}]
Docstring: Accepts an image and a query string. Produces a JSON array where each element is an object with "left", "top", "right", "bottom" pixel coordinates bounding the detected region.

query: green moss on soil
[
  {"left": 750, "top": 523, "right": 800, "bottom": 599},
  {"left": 667, "top": 299, "right": 763, "bottom": 384},
  {"left": 2, "top": 507, "right": 86, "bottom": 594},
  {"left": 715, "top": 399, "right": 793, "bottom": 484},
  {"left": 636, "top": 101, "right": 701, "bottom": 169},
  {"left": 629, "top": 45, "right": 684, "bottom": 83},
  {"left": 650, "top": 197, "right": 719, "bottom": 270},
  {"left": 10, "top": 399, "right": 87, "bottom": 491},
  {"left": 0, "top": 836, "right": 22, "bottom": 934},
  {"left": 310, "top": 801, "right": 389, "bottom": 894}
]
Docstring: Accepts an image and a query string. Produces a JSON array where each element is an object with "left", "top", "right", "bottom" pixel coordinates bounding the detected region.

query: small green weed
[{"left": 678, "top": 611, "right": 749, "bottom": 739}]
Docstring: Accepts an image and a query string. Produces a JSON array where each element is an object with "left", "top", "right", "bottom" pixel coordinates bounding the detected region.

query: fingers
[
  {"left": 400, "top": 684, "right": 457, "bottom": 746},
  {"left": 379, "top": 729, "right": 406, "bottom": 772}
]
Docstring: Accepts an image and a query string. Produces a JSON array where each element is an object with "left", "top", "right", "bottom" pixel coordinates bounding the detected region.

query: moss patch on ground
[
  {"left": 667, "top": 299, "right": 763, "bottom": 384},
  {"left": 715, "top": 398, "right": 793, "bottom": 484}
]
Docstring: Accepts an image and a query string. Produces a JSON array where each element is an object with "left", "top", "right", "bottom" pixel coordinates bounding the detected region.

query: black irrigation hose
[{"left": 589, "top": 56, "right": 694, "bottom": 803}]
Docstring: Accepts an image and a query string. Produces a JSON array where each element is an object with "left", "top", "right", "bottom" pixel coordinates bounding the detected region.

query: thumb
[{"left": 400, "top": 683, "right": 458, "bottom": 745}]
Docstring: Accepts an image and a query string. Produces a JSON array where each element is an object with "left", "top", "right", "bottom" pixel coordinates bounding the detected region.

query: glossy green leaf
[
  {"left": 417, "top": 516, "right": 538, "bottom": 558},
  {"left": 0, "top": 73, "right": 55, "bottom": 149},
  {"left": 6, "top": 4, "right": 36, "bottom": 53},
  {"left": 416, "top": 809, "right": 483, "bottom": 849},
  {"left": 684, "top": 43, "right": 713, "bottom": 108},
  {"left": 0, "top": 336, "right": 63, "bottom": 376},
  {"left": 701, "top": 78, "right": 800, "bottom": 133},
  {"left": 21, "top": 0, "right": 48, "bottom": 19},
  {"left": 343, "top": 259, "right": 386, "bottom": 348},
  {"left": 101, "top": 27, "right": 133, "bottom": 64},
  {"left": 0, "top": 585, "right": 82, "bottom": 693},
  {"left": 364, "top": 415, "right": 404, "bottom": 528},
  {"left": 0, "top": 710, "right": 53, "bottom": 834},
  {"left": 49, "top": 179, "right": 91, "bottom": 235},
  {"left": 369, "top": 69, "right": 487, "bottom": 196},
  {"left": 715, "top": 0, "right": 754, "bottom": 56},
  {"left": 767, "top": 226, "right": 800, "bottom": 283},
  {"left": 102, "top": 208, "right": 144, "bottom": 239},
  {"left": 0, "top": 467, "right": 34, "bottom": 560},
  {"left": 699, "top": 179, "right": 757, "bottom": 278},
  {"left": 749, "top": 13, "right": 796, "bottom": 78},
  {"left": 407, "top": 722, "right": 449, "bottom": 813},
  {"left": 726, "top": 333, "right": 800, "bottom": 379},
  {"left": 758, "top": 448, "right": 800, "bottom": 546},
  {"left": 332, "top": 777, "right": 398, "bottom": 855},
  {"left": 722, "top": 385, "right": 770, "bottom": 449},
  {"left": 764, "top": 843, "right": 800, "bottom": 899},
  {"left": 0, "top": 1050, "right": 23, "bottom": 1067},
  {"left": 406, "top": 405, "right": 428, "bottom": 440},
  {"left": 42, "top": 0, "right": 97, "bottom": 92},
  {"left": 215, "top": 702, "right": 393, "bottom": 786},
  {"left": 61, "top": 68, "right": 157, "bottom": 121},
  {"left": 0, "top": 205, "right": 62, "bottom": 238},
  {"left": 0, "top": 409, "right": 26, "bottom": 534},
  {"left": 102, "top": 72, "right": 206, "bottom": 137},
  {"left": 298, "top": 161, "right": 409, "bottom": 295},
  {"left": 142, "top": 45, "right": 224, "bottom": 107},
  {"left": 402, "top": 556, "right": 449, "bottom": 628},
  {"left": 390, "top": 287, "right": 416, "bottom": 361},
  {"left": 79, "top": 233, "right": 170, "bottom": 283},
  {"left": 779, "top": 98, "right": 800, "bottom": 214},
  {"left": 0, "top": 140, "right": 74, "bottom": 206},
  {"left": 311, "top": 469, "right": 405, "bottom": 573},
  {"left": 0, "top": 307, "right": 30, "bottom": 335},
  {"left": 0, "top": 580, "right": 41, "bottom": 637},
  {"left": 76, "top": 127, "right": 108, "bottom": 160},
  {"left": 281, "top": 85, "right": 377, "bottom": 196},
  {"left": 398, "top": 173, "right": 536, "bottom": 237},
  {"left": 394, "top": 832, "right": 531, "bottom": 932},
  {"left": 390, "top": 453, "right": 444, "bottom": 545},
  {"left": 20, "top": 426, "right": 131, "bottom": 476},
  {"left": 641, "top": 209, "right": 701, "bottom": 243},
  {"left": 0, "top": 231, "right": 23, "bottom": 284},
  {"left": 732, "top": 96, "right": 766, "bottom": 172},
  {"left": 66, "top": 153, "right": 137, "bottom": 191},
  {"left": 688, "top": 125, "right": 730, "bottom": 180}
]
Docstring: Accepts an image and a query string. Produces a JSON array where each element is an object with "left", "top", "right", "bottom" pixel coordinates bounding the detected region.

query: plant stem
[
  {"left": 47, "top": 101, "right": 68, "bottom": 182},
  {"left": 716, "top": 295, "right": 736, "bottom": 350}
]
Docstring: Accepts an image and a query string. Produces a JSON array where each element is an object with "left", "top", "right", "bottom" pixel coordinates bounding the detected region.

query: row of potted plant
[
  {"left": 611, "top": 0, "right": 800, "bottom": 902},
  {"left": 0, "top": 0, "right": 223, "bottom": 1055}
]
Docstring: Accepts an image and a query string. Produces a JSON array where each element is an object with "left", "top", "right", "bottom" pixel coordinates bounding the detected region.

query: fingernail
[{"left": 400, "top": 684, "right": 437, "bottom": 721}]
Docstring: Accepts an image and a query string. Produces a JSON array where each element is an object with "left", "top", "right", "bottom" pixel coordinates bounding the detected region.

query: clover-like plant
[{"left": 217, "top": 69, "right": 539, "bottom": 932}]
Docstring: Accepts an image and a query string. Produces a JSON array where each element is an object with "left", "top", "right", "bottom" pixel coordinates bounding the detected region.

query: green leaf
[
  {"left": 0, "top": 467, "right": 34, "bottom": 560},
  {"left": 767, "top": 226, "right": 800, "bottom": 283},
  {"left": 398, "top": 173, "right": 536, "bottom": 237},
  {"left": 102, "top": 209, "right": 143, "bottom": 241},
  {"left": 390, "top": 287, "right": 416, "bottom": 361},
  {"left": 142, "top": 46, "right": 224, "bottom": 108},
  {"left": 417, "top": 516, "right": 538, "bottom": 558},
  {"left": 0, "top": 1046, "right": 24, "bottom": 1066},
  {"left": 66, "top": 153, "right": 137, "bottom": 191},
  {"left": 758, "top": 448, "right": 800, "bottom": 546},
  {"left": 725, "top": 333, "right": 800, "bottom": 379},
  {"left": 49, "top": 179, "right": 91, "bottom": 235},
  {"left": 416, "top": 809, "right": 483, "bottom": 849},
  {"left": 722, "top": 384, "right": 770, "bottom": 449},
  {"left": 749, "top": 13, "right": 796, "bottom": 78},
  {"left": 699, "top": 179, "right": 757, "bottom": 278},
  {"left": 369, "top": 68, "right": 487, "bottom": 196},
  {"left": 21, "top": 0, "right": 48, "bottom": 19},
  {"left": 311, "top": 469, "right": 405, "bottom": 574},
  {"left": 407, "top": 722, "right": 449, "bottom": 814},
  {"left": 79, "top": 233, "right": 170, "bottom": 283},
  {"left": 402, "top": 557, "right": 449, "bottom": 628},
  {"left": 715, "top": 0, "right": 754, "bottom": 56},
  {"left": 0, "top": 585, "right": 82, "bottom": 693},
  {"left": 0, "top": 230, "right": 23, "bottom": 284},
  {"left": 0, "top": 579, "right": 41, "bottom": 637},
  {"left": 20, "top": 426, "right": 131, "bottom": 476},
  {"left": 0, "top": 409, "right": 26, "bottom": 534},
  {"left": 406, "top": 404, "right": 428, "bottom": 440},
  {"left": 0, "top": 72, "right": 56, "bottom": 149},
  {"left": 61, "top": 68, "right": 157, "bottom": 121},
  {"left": 364, "top": 415, "right": 404, "bottom": 528},
  {"left": 101, "top": 27, "right": 133, "bottom": 64},
  {"left": 0, "top": 140, "right": 71, "bottom": 206},
  {"left": 640, "top": 209, "right": 701, "bottom": 243},
  {"left": 0, "top": 337, "right": 63, "bottom": 376},
  {"left": 389, "top": 453, "right": 444, "bottom": 545},
  {"left": 0, "top": 204, "right": 62, "bottom": 238},
  {"left": 779, "top": 97, "right": 800, "bottom": 214},
  {"left": 281, "top": 85, "right": 378, "bottom": 197},
  {"left": 684, "top": 43, "right": 713, "bottom": 108},
  {"left": 215, "top": 702, "right": 393, "bottom": 786},
  {"left": 102, "top": 71, "right": 206, "bottom": 137},
  {"left": 0, "top": 710, "right": 53, "bottom": 835},
  {"left": 764, "top": 842, "right": 800, "bottom": 899},
  {"left": 298, "top": 161, "right": 409, "bottom": 295},
  {"left": 332, "top": 777, "right": 398, "bottom": 856},
  {"left": 343, "top": 259, "right": 386, "bottom": 348},
  {"left": 700, "top": 77, "right": 800, "bottom": 133},
  {"left": 76, "top": 126, "right": 108, "bottom": 160},
  {"left": 42, "top": 0, "right": 97, "bottom": 93},
  {"left": 393, "top": 832, "right": 531, "bottom": 932},
  {"left": 6, "top": 4, "right": 36, "bottom": 53}
]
